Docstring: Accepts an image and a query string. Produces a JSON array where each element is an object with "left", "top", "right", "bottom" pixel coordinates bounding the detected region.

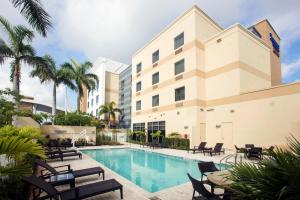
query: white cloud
[{"left": 282, "top": 59, "right": 300, "bottom": 79}]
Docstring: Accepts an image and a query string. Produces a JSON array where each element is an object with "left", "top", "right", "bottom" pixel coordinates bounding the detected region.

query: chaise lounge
[
  {"left": 188, "top": 142, "right": 207, "bottom": 154},
  {"left": 23, "top": 175, "right": 123, "bottom": 200},
  {"left": 47, "top": 149, "right": 82, "bottom": 161},
  {"left": 35, "top": 159, "right": 105, "bottom": 180},
  {"left": 203, "top": 143, "right": 224, "bottom": 156}
]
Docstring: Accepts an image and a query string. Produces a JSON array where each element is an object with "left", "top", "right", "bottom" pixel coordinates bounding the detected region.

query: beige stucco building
[{"left": 131, "top": 5, "right": 300, "bottom": 149}]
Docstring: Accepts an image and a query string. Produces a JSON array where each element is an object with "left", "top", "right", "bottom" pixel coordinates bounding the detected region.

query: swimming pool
[{"left": 81, "top": 148, "right": 222, "bottom": 193}]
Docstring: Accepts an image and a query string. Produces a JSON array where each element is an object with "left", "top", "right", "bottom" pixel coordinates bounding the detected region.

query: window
[
  {"left": 136, "top": 100, "right": 141, "bottom": 111},
  {"left": 136, "top": 81, "right": 141, "bottom": 92},
  {"left": 136, "top": 62, "right": 142, "bottom": 73},
  {"left": 91, "top": 90, "right": 93, "bottom": 96},
  {"left": 96, "top": 80, "right": 99, "bottom": 91},
  {"left": 175, "top": 59, "right": 185, "bottom": 75},
  {"left": 96, "top": 109, "right": 98, "bottom": 116},
  {"left": 121, "top": 80, "right": 125, "bottom": 90},
  {"left": 152, "top": 95, "right": 159, "bottom": 107},
  {"left": 120, "top": 94, "right": 125, "bottom": 105},
  {"left": 152, "top": 50, "right": 159, "bottom": 63},
  {"left": 88, "top": 102, "right": 89, "bottom": 108},
  {"left": 152, "top": 72, "right": 159, "bottom": 85},
  {"left": 175, "top": 86, "right": 185, "bottom": 101},
  {"left": 96, "top": 95, "right": 99, "bottom": 104},
  {"left": 133, "top": 123, "right": 145, "bottom": 131},
  {"left": 174, "top": 32, "right": 184, "bottom": 49},
  {"left": 91, "top": 99, "right": 94, "bottom": 107},
  {"left": 91, "top": 111, "right": 93, "bottom": 115}
]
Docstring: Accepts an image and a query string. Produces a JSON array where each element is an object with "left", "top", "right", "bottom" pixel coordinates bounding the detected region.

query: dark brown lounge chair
[
  {"left": 203, "top": 143, "right": 224, "bottom": 156},
  {"left": 35, "top": 159, "right": 105, "bottom": 180},
  {"left": 23, "top": 175, "right": 123, "bottom": 200},
  {"left": 188, "top": 142, "right": 207, "bottom": 154},
  {"left": 48, "top": 150, "right": 82, "bottom": 161}
]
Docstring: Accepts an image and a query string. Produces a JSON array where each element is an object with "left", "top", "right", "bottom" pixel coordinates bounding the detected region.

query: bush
[
  {"left": 96, "top": 132, "right": 122, "bottom": 146},
  {"left": 17, "top": 109, "right": 48, "bottom": 124},
  {"left": 53, "top": 112, "right": 93, "bottom": 126}
]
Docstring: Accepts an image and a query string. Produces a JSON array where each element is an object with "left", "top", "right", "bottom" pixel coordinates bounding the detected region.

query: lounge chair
[
  {"left": 35, "top": 159, "right": 105, "bottom": 180},
  {"left": 198, "top": 162, "right": 219, "bottom": 181},
  {"left": 188, "top": 142, "right": 207, "bottom": 154},
  {"left": 23, "top": 175, "right": 123, "bottom": 200},
  {"left": 187, "top": 173, "right": 222, "bottom": 200},
  {"left": 48, "top": 150, "right": 82, "bottom": 161},
  {"left": 248, "top": 147, "right": 263, "bottom": 160},
  {"left": 245, "top": 144, "right": 255, "bottom": 149},
  {"left": 203, "top": 143, "right": 224, "bottom": 156}
]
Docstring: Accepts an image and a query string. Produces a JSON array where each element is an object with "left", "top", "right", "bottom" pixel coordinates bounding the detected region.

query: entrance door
[
  {"left": 199, "top": 123, "right": 206, "bottom": 141},
  {"left": 221, "top": 122, "right": 233, "bottom": 149}
]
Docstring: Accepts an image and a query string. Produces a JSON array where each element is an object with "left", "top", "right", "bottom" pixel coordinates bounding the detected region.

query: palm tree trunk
[
  {"left": 12, "top": 63, "right": 20, "bottom": 111},
  {"left": 108, "top": 113, "right": 111, "bottom": 128},
  {"left": 77, "top": 94, "right": 80, "bottom": 113},
  {"left": 52, "top": 85, "right": 56, "bottom": 124}
]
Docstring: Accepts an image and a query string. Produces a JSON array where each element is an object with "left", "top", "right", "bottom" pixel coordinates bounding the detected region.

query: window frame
[
  {"left": 136, "top": 62, "right": 142, "bottom": 73},
  {"left": 136, "top": 81, "right": 142, "bottom": 92},
  {"left": 174, "top": 59, "right": 185, "bottom": 75},
  {"left": 152, "top": 94, "right": 159, "bottom": 107},
  {"left": 174, "top": 32, "right": 184, "bottom": 50},
  {"left": 152, "top": 50, "right": 159, "bottom": 64},
  {"left": 136, "top": 100, "right": 141, "bottom": 111},
  {"left": 175, "top": 86, "right": 185, "bottom": 101},
  {"left": 152, "top": 72, "right": 159, "bottom": 85}
]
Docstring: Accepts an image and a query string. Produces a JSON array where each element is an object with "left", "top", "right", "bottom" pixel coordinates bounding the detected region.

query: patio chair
[
  {"left": 23, "top": 175, "right": 123, "bottom": 200},
  {"left": 198, "top": 162, "right": 219, "bottom": 181},
  {"left": 35, "top": 159, "right": 105, "bottom": 180},
  {"left": 203, "top": 143, "right": 224, "bottom": 156},
  {"left": 48, "top": 150, "right": 82, "bottom": 161},
  {"left": 245, "top": 144, "right": 255, "bottom": 149},
  {"left": 248, "top": 147, "right": 263, "bottom": 160},
  {"left": 188, "top": 142, "right": 207, "bottom": 154},
  {"left": 187, "top": 173, "right": 221, "bottom": 200}
]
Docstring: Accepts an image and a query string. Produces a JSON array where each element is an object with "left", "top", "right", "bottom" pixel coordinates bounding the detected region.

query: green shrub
[
  {"left": 53, "top": 112, "right": 93, "bottom": 126},
  {"left": 96, "top": 132, "right": 122, "bottom": 146},
  {"left": 0, "top": 97, "right": 16, "bottom": 127},
  {"left": 0, "top": 126, "right": 46, "bottom": 143}
]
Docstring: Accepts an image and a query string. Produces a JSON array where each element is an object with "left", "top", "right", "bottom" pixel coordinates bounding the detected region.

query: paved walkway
[{"left": 48, "top": 144, "right": 238, "bottom": 200}]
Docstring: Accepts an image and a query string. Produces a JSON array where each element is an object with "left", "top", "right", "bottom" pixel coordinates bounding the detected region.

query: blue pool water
[{"left": 81, "top": 148, "right": 223, "bottom": 193}]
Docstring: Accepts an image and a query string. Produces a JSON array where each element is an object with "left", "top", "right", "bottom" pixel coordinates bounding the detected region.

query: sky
[{"left": 0, "top": 0, "right": 300, "bottom": 111}]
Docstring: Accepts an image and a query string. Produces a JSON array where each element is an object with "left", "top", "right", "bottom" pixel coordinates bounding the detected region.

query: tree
[
  {"left": 61, "top": 59, "right": 98, "bottom": 112},
  {"left": 0, "top": 16, "right": 47, "bottom": 108},
  {"left": 30, "top": 55, "right": 75, "bottom": 117},
  {"left": 98, "top": 101, "right": 122, "bottom": 128},
  {"left": 8, "top": 0, "right": 52, "bottom": 37},
  {"left": 228, "top": 136, "right": 300, "bottom": 200}
]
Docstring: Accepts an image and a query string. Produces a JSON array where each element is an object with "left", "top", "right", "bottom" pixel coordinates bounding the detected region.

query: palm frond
[
  {"left": 14, "top": 25, "right": 34, "bottom": 42},
  {"left": 10, "top": 0, "right": 52, "bottom": 37},
  {"left": 0, "top": 16, "right": 16, "bottom": 42},
  {"left": 0, "top": 163, "right": 32, "bottom": 176},
  {"left": 0, "top": 38, "right": 14, "bottom": 64}
]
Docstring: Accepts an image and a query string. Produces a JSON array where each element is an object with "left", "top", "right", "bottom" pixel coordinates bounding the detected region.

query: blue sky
[{"left": 0, "top": 0, "right": 300, "bottom": 110}]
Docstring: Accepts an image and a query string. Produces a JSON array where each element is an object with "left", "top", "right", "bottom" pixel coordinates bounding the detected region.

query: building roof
[
  {"left": 92, "top": 57, "right": 128, "bottom": 74},
  {"left": 249, "top": 19, "right": 280, "bottom": 40}
]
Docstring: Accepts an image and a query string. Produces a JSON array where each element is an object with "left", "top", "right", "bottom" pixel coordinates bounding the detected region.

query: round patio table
[{"left": 207, "top": 170, "right": 233, "bottom": 186}]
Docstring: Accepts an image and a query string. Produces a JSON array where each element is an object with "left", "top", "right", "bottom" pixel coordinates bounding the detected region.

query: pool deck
[{"left": 47, "top": 144, "right": 239, "bottom": 200}]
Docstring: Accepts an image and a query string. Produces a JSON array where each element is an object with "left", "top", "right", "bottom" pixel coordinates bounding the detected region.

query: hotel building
[
  {"left": 80, "top": 57, "right": 128, "bottom": 118},
  {"left": 119, "top": 65, "right": 132, "bottom": 129},
  {"left": 131, "top": 5, "right": 300, "bottom": 148}
]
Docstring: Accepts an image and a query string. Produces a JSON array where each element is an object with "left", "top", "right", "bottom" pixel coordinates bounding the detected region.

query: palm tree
[
  {"left": 8, "top": 0, "right": 52, "bottom": 37},
  {"left": 0, "top": 16, "right": 47, "bottom": 107},
  {"left": 30, "top": 55, "right": 76, "bottom": 117},
  {"left": 98, "top": 101, "right": 122, "bottom": 128},
  {"left": 228, "top": 136, "right": 300, "bottom": 200},
  {"left": 61, "top": 59, "right": 98, "bottom": 112}
]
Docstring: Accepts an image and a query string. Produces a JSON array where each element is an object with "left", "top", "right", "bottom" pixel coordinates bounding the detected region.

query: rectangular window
[
  {"left": 120, "top": 94, "right": 125, "bottom": 105},
  {"left": 96, "top": 80, "right": 99, "bottom": 91},
  {"left": 136, "top": 100, "right": 141, "bottom": 111},
  {"left": 175, "top": 86, "right": 185, "bottom": 101},
  {"left": 88, "top": 102, "right": 89, "bottom": 108},
  {"left": 136, "top": 62, "right": 142, "bottom": 73},
  {"left": 152, "top": 50, "right": 159, "bottom": 63},
  {"left": 174, "top": 32, "right": 184, "bottom": 49},
  {"left": 91, "top": 99, "right": 94, "bottom": 107},
  {"left": 152, "top": 72, "right": 159, "bottom": 85},
  {"left": 91, "top": 90, "right": 93, "bottom": 96},
  {"left": 133, "top": 123, "right": 145, "bottom": 131},
  {"left": 136, "top": 81, "right": 141, "bottom": 92},
  {"left": 121, "top": 80, "right": 125, "bottom": 90},
  {"left": 152, "top": 95, "right": 159, "bottom": 107},
  {"left": 175, "top": 59, "right": 185, "bottom": 75},
  {"left": 96, "top": 109, "right": 98, "bottom": 116},
  {"left": 96, "top": 95, "right": 99, "bottom": 104}
]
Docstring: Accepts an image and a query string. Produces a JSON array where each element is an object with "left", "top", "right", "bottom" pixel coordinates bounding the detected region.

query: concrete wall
[
  {"left": 41, "top": 125, "right": 96, "bottom": 143},
  {"left": 14, "top": 116, "right": 40, "bottom": 128}
]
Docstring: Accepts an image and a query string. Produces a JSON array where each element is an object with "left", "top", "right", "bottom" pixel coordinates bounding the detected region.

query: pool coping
[{"left": 78, "top": 144, "right": 230, "bottom": 196}]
